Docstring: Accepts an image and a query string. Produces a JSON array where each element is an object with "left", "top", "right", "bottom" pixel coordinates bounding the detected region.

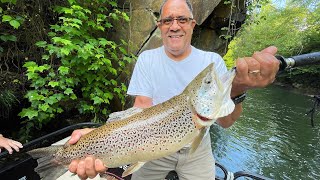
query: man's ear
[{"left": 191, "top": 19, "right": 196, "bottom": 28}]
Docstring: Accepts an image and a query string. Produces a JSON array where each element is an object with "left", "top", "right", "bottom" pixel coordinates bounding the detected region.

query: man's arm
[
  {"left": 217, "top": 46, "right": 279, "bottom": 128},
  {"left": 134, "top": 96, "right": 152, "bottom": 108}
]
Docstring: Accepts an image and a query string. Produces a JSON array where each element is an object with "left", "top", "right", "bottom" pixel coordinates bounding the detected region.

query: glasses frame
[{"left": 157, "top": 17, "right": 194, "bottom": 27}]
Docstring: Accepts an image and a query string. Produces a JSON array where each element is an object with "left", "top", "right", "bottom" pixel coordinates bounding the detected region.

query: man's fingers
[
  {"left": 68, "top": 131, "right": 82, "bottom": 145},
  {"left": 69, "top": 159, "right": 79, "bottom": 173},
  {"left": 12, "top": 140, "right": 23, "bottom": 148},
  {"left": 245, "top": 57, "right": 261, "bottom": 72},
  {"left": 235, "top": 58, "right": 248, "bottom": 77},
  {"left": 85, "top": 156, "right": 98, "bottom": 179},
  {"left": 260, "top": 46, "right": 278, "bottom": 55},
  {"left": 3, "top": 145, "right": 13, "bottom": 154},
  {"left": 69, "top": 128, "right": 95, "bottom": 145},
  {"left": 77, "top": 161, "right": 88, "bottom": 180},
  {"left": 9, "top": 143, "right": 20, "bottom": 152},
  {"left": 95, "top": 159, "right": 107, "bottom": 173}
]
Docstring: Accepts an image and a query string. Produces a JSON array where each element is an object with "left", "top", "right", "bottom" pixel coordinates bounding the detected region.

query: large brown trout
[{"left": 27, "top": 63, "right": 236, "bottom": 179}]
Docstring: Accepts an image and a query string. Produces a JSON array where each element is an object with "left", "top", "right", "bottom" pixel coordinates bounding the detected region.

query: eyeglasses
[{"left": 158, "top": 17, "right": 193, "bottom": 27}]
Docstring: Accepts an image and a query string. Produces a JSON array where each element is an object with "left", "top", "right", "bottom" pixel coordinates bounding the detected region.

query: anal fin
[{"left": 122, "top": 162, "right": 146, "bottom": 177}]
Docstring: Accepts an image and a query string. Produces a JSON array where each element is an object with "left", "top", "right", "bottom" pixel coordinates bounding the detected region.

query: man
[{"left": 68, "top": 0, "right": 279, "bottom": 179}]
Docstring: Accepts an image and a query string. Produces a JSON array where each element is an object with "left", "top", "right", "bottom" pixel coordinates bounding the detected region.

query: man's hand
[
  {"left": 68, "top": 128, "right": 108, "bottom": 180},
  {"left": 232, "top": 46, "right": 280, "bottom": 96},
  {"left": 0, "top": 135, "right": 23, "bottom": 154}
]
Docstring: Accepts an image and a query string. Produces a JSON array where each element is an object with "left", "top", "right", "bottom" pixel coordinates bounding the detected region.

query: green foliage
[
  {"left": 0, "top": 0, "right": 25, "bottom": 53},
  {"left": 224, "top": 1, "right": 319, "bottom": 59},
  {"left": 19, "top": 0, "right": 135, "bottom": 139},
  {"left": 224, "top": 0, "right": 320, "bottom": 88}
]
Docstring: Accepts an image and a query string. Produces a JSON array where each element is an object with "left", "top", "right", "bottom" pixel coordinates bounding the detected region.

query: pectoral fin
[
  {"left": 190, "top": 127, "right": 207, "bottom": 154},
  {"left": 122, "top": 161, "right": 146, "bottom": 177}
]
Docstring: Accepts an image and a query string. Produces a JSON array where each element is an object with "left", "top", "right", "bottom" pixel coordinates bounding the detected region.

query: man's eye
[
  {"left": 178, "top": 17, "right": 188, "bottom": 23},
  {"left": 163, "top": 19, "right": 173, "bottom": 24}
]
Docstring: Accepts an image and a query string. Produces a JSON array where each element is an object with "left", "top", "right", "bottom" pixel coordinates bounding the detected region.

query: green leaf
[
  {"left": 114, "top": 87, "right": 121, "bottom": 94},
  {"left": 119, "top": 47, "right": 127, "bottom": 54},
  {"left": 19, "top": 108, "right": 38, "bottom": 119},
  {"left": 48, "top": 81, "right": 59, "bottom": 87},
  {"left": 92, "top": 96, "right": 103, "bottom": 105},
  {"left": 61, "top": 48, "right": 71, "bottom": 55},
  {"left": 57, "top": 108, "right": 63, "bottom": 113},
  {"left": 64, "top": 88, "right": 73, "bottom": 95},
  {"left": 52, "top": 37, "right": 72, "bottom": 45},
  {"left": 45, "top": 96, "right": 57, "bottom": 105},
  {"left": 103, "top": 92, "right": 113, "bottom": 100},
  {"left": 70, "top": 94, "right": 77, "bottom": 100},
  {"left": 9, "top": 20, "right": 20, "bottom": 29},
  {"left": 36, "top": 65, "right": 48, "bottom": 72},
  {"left": 39, "top": 104, "right": 50, "bottom": 111},
  {"left": 2, "top": 15, "right": 12, "bottom": 22},
  {"left": 36, "top": 41, "right": 47, "bottom": 48},
  {"left": 122, "top": 12, "right": 130, "bottom": 21},
  {"left": 109, "top": 1, "right": 117, "bottom": 7},
  {"left": 42, "top": 55, "right": 50, "bottom": 60},
  {"left": 23, "top": 61, "right": 37, "bottom": 68},
  {"left": 1, "top": 0, "right": 17, "bottom": 4},
  {"left": 0, "top": 35, "right": 17, "bottom": 42},
  {"left": 67, "top": 0, "right": 76, "bottom": 5},
  {"left": 58, "top": 66, "right": 70, "bottom": 75},
  {"left": 102, "top": 108, "right": 107, "bottom": 115}
]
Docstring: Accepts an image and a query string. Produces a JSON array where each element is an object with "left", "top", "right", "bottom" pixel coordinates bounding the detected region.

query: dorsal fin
[{"left": 107, "top": 107, "right": 143, "bottom": 123}]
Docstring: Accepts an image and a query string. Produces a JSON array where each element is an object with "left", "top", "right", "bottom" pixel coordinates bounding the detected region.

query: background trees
[{"left": 224, "top": 0, "right": 320, "bottom": 91}]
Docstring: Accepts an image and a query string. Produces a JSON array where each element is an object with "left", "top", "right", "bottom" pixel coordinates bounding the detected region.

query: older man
[{"left": 68, "top": 0, "right": 279, "bottom": 179}]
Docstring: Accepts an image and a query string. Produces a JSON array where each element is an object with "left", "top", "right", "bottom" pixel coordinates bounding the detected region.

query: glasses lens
[
  {"left": 177, "top": 17, "right": 188, "bottom": 24},
  {"left": 162, "top": 18, "right": 173, "bottom": 25}
]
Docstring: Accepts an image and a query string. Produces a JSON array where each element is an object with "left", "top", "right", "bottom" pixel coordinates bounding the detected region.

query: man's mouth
[{"left": 168, "top": 35, "right": 183, "bottom": 38}]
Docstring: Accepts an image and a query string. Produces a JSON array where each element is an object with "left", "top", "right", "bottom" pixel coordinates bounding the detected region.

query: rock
[{"left": 114, "top": 0, "right": 245, "bottom": 55}]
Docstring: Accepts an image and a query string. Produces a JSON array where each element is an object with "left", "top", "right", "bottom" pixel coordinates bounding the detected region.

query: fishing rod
[
  {"left": 276, "top": 52, "right": 320, "bottom": 127},
  {"left": 276, "top": 52, "right": 320, "bottom": 71}
]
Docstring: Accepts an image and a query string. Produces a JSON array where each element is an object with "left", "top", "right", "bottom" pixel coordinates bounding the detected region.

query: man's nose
[{"left": 169, "top": 19, "right": 181, "bottom": 31}]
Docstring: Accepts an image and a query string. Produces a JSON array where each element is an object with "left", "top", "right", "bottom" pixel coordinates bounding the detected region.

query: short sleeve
[{"left": 127, "top": 53, "right": 153, "bottom": 98}]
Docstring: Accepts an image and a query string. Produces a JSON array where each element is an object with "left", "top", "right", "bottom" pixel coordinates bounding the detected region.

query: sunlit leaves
[{"left": 20, "top": 0, "right": 135, "bottom": 129}]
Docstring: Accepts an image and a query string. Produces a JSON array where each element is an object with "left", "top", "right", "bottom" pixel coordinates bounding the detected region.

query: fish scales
[
  {"left": 56, "top": 94, "right": 196, "bottom": 168},
  {"left": 27, "top": 63, "right": 236, "bottom": 179}
]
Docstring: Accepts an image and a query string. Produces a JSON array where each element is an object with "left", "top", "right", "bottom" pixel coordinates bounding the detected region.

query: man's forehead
[{"left": 161, "top": 0, "right": 192, "bottom": 17}]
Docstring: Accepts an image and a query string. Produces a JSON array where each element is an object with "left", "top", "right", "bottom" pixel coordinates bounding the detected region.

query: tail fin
[{"left": 27, "top": 145, "right": 68, "bottom": 180}]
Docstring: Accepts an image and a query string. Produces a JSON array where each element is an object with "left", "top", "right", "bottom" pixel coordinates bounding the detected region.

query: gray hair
[{"left": 159, "top": 0, "right": 193, "bottom": 17}]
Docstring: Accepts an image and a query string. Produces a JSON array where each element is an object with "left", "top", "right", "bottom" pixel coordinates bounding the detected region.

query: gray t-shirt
[{"left": 127, "top": 45, "right": 227, "bottom": 105}]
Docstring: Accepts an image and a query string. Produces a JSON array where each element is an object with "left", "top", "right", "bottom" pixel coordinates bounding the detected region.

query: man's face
[{"left": 158, "top": 0, "right": 196, "bottom": 57}]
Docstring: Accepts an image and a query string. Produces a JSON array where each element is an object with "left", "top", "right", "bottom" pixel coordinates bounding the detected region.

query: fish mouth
[{"left": 196, "top": 113, "right": 211, "bottom": 121}]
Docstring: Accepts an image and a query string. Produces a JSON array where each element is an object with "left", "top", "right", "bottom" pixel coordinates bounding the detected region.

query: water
[{"left": 211, "top": 85, "right": 320, "bottom": 180}]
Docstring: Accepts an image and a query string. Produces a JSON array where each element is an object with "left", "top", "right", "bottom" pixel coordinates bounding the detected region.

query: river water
[{"left": 210, "top": 85, "right": 320, "bottom": 180}]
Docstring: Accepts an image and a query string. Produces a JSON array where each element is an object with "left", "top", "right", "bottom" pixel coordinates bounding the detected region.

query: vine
[{"left": 18, "top": 0, "right": 135, "bottom": 140}]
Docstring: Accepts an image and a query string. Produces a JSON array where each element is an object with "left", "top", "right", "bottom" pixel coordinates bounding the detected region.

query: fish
[{"left": 27, "top": 63, "right": 236, "bottom": 180}]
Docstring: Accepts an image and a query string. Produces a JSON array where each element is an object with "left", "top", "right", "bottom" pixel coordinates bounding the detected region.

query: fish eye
[{"left": 204, "top": 79, "right": 211, "bottom": 84}]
